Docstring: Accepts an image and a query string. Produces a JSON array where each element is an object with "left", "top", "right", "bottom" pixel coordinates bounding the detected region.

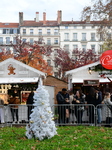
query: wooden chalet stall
[
  {"left": 43, "top": 75, "right": 68, "bottom": 104},
  {"left": 0, "top": 58, "right": 45, "bottom": 104},
  {"left": 65, "top": 61, "right": 112, "bottom": 96}
]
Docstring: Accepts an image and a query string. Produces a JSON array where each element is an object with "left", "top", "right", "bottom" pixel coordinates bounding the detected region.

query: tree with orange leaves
[{"left": 0, "top": 36, "right": 53, "bottom": 75}]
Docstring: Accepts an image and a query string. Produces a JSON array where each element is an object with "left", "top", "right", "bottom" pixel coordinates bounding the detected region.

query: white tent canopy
[
  {"left": 65, "top": 61, "right": 112, "bottom": 89},
  {"left": 0, "top": 58, "right": 45, "bottom": 84}
]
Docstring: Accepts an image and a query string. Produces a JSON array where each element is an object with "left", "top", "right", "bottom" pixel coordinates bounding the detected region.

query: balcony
[
  {"left": 20, "top": 33, "right": 59, "bottom": 37},
  {"left": 54, "top": 42, "right": 58, "bottom": 44},
  {"left": 90, "top": 39, "right": 96, "bottom": 41},
  {"left": 72, "top": 39, "right": 78, "bottom": 41},
  {"left": 81, "top": 39, "right": 87, "bottom": 43},
  {"left": 64, "top": 39, "right": 70, "bottom": 42}
]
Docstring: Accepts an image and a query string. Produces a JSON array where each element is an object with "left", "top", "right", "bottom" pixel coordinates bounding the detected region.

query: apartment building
[{"left": 0, "top": 23, "right": 19, "bottom": 52}]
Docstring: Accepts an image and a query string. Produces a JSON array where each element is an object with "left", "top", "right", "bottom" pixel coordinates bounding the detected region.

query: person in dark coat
[
  {"left": 9, "top": 90, "right": 20, "bottom": 124},
  {"left": 72, "top": 89, "right": 85, "bottom": 124},
  {"left": 26, "top": 91, "right": 34, "bottom": 121},
  {"left": 95, "top": 88, "right": 102, "bottom": 124},
  {"left": 86, "top": 87, "right": 96, "bottom": 124},
  {"left": 56, "top": 88, "right": 69, "bottom": 124}
]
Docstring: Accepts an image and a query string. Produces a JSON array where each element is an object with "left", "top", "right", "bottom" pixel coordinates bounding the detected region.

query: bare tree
[{"left": 81, "top": 0, "right": 112, "bottom": 51}]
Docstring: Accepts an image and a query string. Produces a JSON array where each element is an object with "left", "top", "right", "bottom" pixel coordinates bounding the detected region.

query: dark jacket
[
  {"left": 95, "top": 91, "right": 102, "bottom": 107},
  {"left": 86, "top": 94, "right": 96, "bottom": 106},
  {"left": 72, "top": 94, "right": 85, "bottom": 104},
  {"left": 27, "top": 92, "right": 34, "bottom": 105},
  {"left": 86, "top": 91, "right": 102, "bottom": 107},
  {"left": 56, "top": 91, "right": 69, "bottom": 104}
]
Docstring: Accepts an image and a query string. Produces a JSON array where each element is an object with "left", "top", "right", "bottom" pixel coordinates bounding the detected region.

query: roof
[
  {"left": 0, "top": 20, "right": 108, "bottom": 28},
  {"left": 0, "top": 23, "right": 19, "bottom": 28},
  {"left": 0, "top": 58, "right": 45, "bottom": 76},
  {"left": 65, "top": 61, "right": 100, "bottom": 75},
  {"left": 61, "top": 20, "right": 109, "bottom": 25},
  {"left": 0, "top": 58, "right": 45, "bottom": 83},
  {"left": 21, "top": 21, "right": 59, "bottom": 27}
]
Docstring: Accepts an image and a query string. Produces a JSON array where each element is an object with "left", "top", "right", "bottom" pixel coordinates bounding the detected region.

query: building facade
[{"left": 0, "top": 11, "right": 111, "bottom": 77}]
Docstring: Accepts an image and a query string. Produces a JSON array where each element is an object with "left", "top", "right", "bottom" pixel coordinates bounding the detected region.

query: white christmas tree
[{"left": 26, "top": 78, "right": 57, "bottom": 141}]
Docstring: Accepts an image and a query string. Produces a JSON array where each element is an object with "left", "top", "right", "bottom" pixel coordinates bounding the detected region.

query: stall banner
[{"left": 100, "top": 50, "right": 112, "bottom": 70}]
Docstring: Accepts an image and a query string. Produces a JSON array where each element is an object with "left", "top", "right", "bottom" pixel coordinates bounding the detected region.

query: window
[
  {"left": 82, "top": 26, "right": 86, "bottom": 29},
  {"left": 0, "top": 37, "right": 3, "bottom": 44},
  {"left": 17, "top": 29, "right": 20, "bottom": 34},
  {"left": 38, "top": 37, "right": 43, "bottom": 44},
  {"left": 99, "top": 45, "right": 103, "bottom": 53},
  {"left": 92, "top": 26, "right": 95, "bottom": 28},
  {"left": 91, "top": 45, "right": 95, "bottom": 52},
  {"left": 54, "top": 29, "right": 58, "bottom": 35},
  {"left": 13, "top": 37, "right": 16, "bottom": 44},
  {"left": 6, "top": 37, "right": 10, "bottom": 44},
  {"left": 74, "top": 26, "right": 77, "bottom": 29},
  {"left": 73, "top": 33, "right": 77, "bottom": 41},
  {"left": 54, "top": 49, "right": 58, "bottom": 56},
  {"left": 30, "top": 29, "right": 33, "bottom": 35},
  {"left": 30, "top": 38, "right": 33, "bottom": 44},
  {"left": 13, "top": 48, "right": 16, "bottom": 54},
  {"left": 64, "top": 33, "right": 69, "bottom": 41},
  {"left": 54, "top": 72, "right": 58, "bottom": 78},
  {"left": 23, "top": 29, "right": 26, "bottom": 35},
  {"left": 47, "top": 60, "right": 51, "bottom": 66},
  {"left": 82, "top": 45, "right": 86, "bottom": 52},
  {"left": 10, "top": 29, "right": 13, "bottom": 34},
  {"left": 6, "top": 29, "right": 10, "bottom": 34},
  {"left": 82, "top": 33, "right": 86, "bottom": 41},
  {"left": 107, "top": 33, "right": 111, "bottom": 39},
  {"left": 22, "top": 38, "right": 26, "bottom": 42},
  {"left": 5, "top": 23, "right": 9, "bottom": 25},
  {"left": 99, "top": 33, "right": 104, "bottom": 41},
  {"left": 47, "top": 29, "right": 51, "bottom": 35},
  {"left": 54, "top": 38, "right": 58, "bottom": 44},
  {"left": 47, "top": 38, "right": 51, "bottom": 45},
  {"left": 65, "top": 26, "right": 68, "bottom": 29},
  {"left": 3, "top": 29, "right": 6, "bottom": 34},
  {"left": 6, "top": 47, "right": 10, "bottom": 51},
  {"left": 91, "top": 33, "right": 95, "bottom": 41},
  {"left": 3, "top": 29, "right": 10, "bottom": 34},
  {"left": 64, "top": 44, "right": 69, "bottom": 51},
  {"left": 55, "top": 62, "right": 58, "bottom": 67},
  {"left": 38, "top": 29, "right": 42, "bottom": 35},
  {"left": 73, "top": 45, "right": 78, "bottom": 50},
  {"left": 13, "top": 29, "right": 17, "bottom": 34}
]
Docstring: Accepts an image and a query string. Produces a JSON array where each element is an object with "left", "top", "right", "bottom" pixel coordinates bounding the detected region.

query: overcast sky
[{"left": 0, "top": 0, "right": 91, "bottom": 22}]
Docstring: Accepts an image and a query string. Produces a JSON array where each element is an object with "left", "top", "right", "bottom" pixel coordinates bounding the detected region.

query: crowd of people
[
  {"left": 0, "top": 90, "right": 34, "bottom": 124},
  {"left": 0, "top": 87, "right": 112, "bottom": 126},
  {"left": 56, "top": 87, "right": 112, "bottom": 125}
]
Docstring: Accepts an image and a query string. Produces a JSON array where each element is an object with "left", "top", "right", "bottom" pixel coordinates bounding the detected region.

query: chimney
[
  {"left": 36, "top": 12, "right": 39, "bottom": 22},
  {"left": 57, "top": 10, "right": 62, "bottom": 24},
  {"left": 43, "top": 12, "right": 46, "bottom": 25},
  {"left": 86, "top": 16, "right": 90, "bottom": 23},
  {"left": 19, "top": 12, "right": 23, "bottom": 26}
]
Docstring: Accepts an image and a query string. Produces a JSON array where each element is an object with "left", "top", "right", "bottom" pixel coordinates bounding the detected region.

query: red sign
[{"left": 100, "top": 50, "right": 112, "bottom": 70}]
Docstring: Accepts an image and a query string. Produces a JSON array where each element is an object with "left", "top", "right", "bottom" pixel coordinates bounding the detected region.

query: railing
[{"left": 0, "top": 104, "right": 112, "bottom": 127}]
